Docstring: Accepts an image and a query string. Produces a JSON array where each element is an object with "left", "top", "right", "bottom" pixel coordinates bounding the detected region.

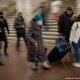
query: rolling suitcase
[{"left": 48, "top": 37, "right": 70, "bottom": 63}]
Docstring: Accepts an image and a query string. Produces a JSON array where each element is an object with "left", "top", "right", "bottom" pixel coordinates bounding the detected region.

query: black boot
[
  {"left": 4, "top": 49, "right": 8, "bottom": 56},
  {"left": 0, "top": 62, "right": 4, "bottom": 66}
]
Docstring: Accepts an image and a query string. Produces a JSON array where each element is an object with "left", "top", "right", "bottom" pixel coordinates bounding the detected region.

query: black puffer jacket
[{"left": 58, "top": 11, "right": 73, "bottom": 36}]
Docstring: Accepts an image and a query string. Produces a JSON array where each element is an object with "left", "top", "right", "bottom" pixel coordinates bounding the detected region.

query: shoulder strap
[{"left": 76, "top": 22, "right": 78, "bottom": 30}]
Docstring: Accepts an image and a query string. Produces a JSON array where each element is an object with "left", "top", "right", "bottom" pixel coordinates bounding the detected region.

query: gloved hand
[
  {"left": 34, "top": 42, "right": 39, "bottom": 52},
  {"left": 34, "top": 42, "right": 38, "bottom": 46}
]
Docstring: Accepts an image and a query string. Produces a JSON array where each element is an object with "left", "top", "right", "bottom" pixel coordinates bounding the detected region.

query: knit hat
[{"left": 34, "top": 15, "right": 42, "bottom": 21}]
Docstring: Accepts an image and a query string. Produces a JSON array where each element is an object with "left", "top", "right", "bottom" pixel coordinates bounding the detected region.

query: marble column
[
  {"left": 76, "top": 0, "right": 80, "bottom": 14},
  {"left": 23, "top": 0, "right": 32, "bottom": 25},
  {"left": 15, "top": 0, "right": 32, "bottom": 26},
  {"left": 15, "top": 0, "right": 47, "bottom": 26},
  {"left": 16, "top": 0, "right": 23, "bottom": 13}
]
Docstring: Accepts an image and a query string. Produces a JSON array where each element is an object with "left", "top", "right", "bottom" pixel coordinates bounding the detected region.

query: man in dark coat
[
  {"left": 0, "top": 11, "right": 9, "bottom": 56},
  {"left": 58, "top": 7, "right": 73, "bottom": 42},
  {"left": 14, "top": 12, "right": 27, "bottom": 51},
  {"left": 26, "top": 15, "right": 50, "bottom": 70}
]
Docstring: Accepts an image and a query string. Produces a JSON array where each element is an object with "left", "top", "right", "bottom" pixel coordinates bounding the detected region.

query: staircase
[
  {"left": 42, "top": 0, "right": 76, "bottom": 45},
  {"left": 7, "top": 0, "right": 76, "bottom": 45}
]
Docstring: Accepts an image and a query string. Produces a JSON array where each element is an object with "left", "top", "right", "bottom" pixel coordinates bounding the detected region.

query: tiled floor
[{"left": 0, "top": 41, "right": 80, "bottom": 80}]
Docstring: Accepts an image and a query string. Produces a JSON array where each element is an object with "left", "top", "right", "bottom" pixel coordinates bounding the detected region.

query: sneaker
[
  {"left": 32, "top": 63, "right": 38, "bottom": 70},
  {"left": 72, "top": 63, "right": 80, "bottom": 67},
  {"left": 42, "top": 61, "right": 50, "bottom": 69}
]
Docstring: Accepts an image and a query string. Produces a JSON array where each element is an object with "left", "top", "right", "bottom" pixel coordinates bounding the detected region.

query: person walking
[
  {"left": 58, "top": 6, "right": 73, "bottom": 42},
  {"left": 14, "top": 12, "right": 27, "bottom": 51},
  {"left": 26, "top": 15, "right": 50, "bottom": 70},
  {"left": 69, "top": 15, "right": 80, "bottom": 67},
  {"left": 0, "top": 11, "right": 9, "bottom": 56}
]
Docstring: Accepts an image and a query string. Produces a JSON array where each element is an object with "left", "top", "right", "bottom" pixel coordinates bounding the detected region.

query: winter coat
[
  {"left": 58, "top": 11, "right": 73, "bottom": 36},
  {"left": 0, "top": 18, "right": 9, "bottom": 41},
  {"left": 69, "top": 22, "right": 80, "bottom": 44},
  {"left": 26, "top": 20, "right": 47, "bottom": 62},
  {"left": 14, "top": 17, "right": 26, "bottom": 36}
]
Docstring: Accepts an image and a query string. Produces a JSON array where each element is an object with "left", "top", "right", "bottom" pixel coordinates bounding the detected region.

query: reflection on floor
[{"left": 0, "top": 41, "right": 80, "bottom": 80}]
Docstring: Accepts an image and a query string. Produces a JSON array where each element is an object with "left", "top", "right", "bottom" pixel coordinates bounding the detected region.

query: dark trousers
[
  {"left": 65, "top": 35, "right": 69, "bottom": 43},
  {"left": 4, "top": 37, "right": 8, "bottom": 50},
  {"left": 72, "top": 40, "right": 80, "bottom": 63},
  {"left": 62, "top": 33, "right": 70, "bottom": 43},
  {"left": 3, "top": 35, "right": 8, "bottom": 54},
  {"left": 65, "top": 34, "right": 72, "bottom": 53},
  {"left": 16, "top": 29, "right": 27, "bottom": 48},
  {"left": 0, "top": 33, "right": 8, "bottom": 55}
]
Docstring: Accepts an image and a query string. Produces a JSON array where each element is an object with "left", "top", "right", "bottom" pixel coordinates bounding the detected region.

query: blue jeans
[{"left": 72, "top": 40, "right": 80, "bottom": 63}]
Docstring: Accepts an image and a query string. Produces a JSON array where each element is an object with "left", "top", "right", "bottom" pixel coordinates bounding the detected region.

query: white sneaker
[
  {"left": 42, "top": 61, "right": 50, "bottom": 69},
  {"left": 32, "top": 63, "right": 38, "bottom": 70},
  {"left": 72, "top": 63, "right": 80, "bottom": 67}
]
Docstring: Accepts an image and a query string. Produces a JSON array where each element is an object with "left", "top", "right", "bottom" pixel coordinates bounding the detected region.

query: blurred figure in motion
[
  {"left": 0, "top": 11, "right": 9, "bottom": 65},
  {"left": 69, "top": 15, "right": 80, "bottom": 67},
  {"left": 39, "top": 1, "right": 50, "bottom": 31},
  {"left": 0, "top": 11, "right": 9, "bottom": 56},
  {"left": 26, "top": 15, "right": 50, "bottom": 70},
  {"left": 40, "top": 1, "right": 50, "bottom": 26},
  {"left": 14, "top": 12, "right": 27, "bottom": 51},
  {"left": 51, "top": 0, "right": 62, "bottom": 21},
  {"left": 58, "top": 6, "right": 73, "bottom": 43},
  {"left": 39, "top": 2, "right": 46, "bottom": 26}
]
